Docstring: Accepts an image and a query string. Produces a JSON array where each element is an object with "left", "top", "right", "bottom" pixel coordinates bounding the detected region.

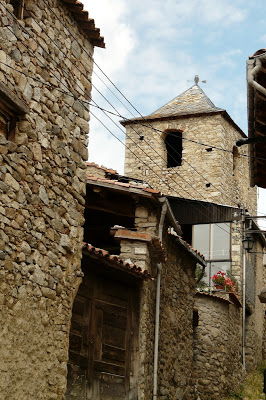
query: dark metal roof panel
[{"left": 167, "top": 196, "right": 238, "bottom": 225}]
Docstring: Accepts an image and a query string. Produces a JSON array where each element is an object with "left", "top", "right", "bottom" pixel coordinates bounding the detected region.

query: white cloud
[{"left": 83, "top": 0, "right": 250, "bottom": 172}]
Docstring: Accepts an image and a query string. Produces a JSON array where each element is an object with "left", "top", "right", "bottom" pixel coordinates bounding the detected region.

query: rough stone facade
[
  {"left": 0, "top": 1, "right": 101, "bottom": 398},
  {"left": 193, "top": 293, "right": 243, "bottom": 400},
  {"left": 123, "top": 102, "right": 257, "bottom": 214},
  {"left": 83, "top": 164, "right": 204, "bottom": 399},
  {"left": 122, "top": 85, "right": 265, "bottom": 397}
]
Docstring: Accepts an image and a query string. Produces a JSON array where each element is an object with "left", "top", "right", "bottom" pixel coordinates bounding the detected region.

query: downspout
[
  {"left": 153, "top": 199, "right": 167, "bottom": 400},
  {"left": 247, "top": 57, "right": 266, "bottom": 97},
  {"left": 247, "top": 54, "right": 266, "bottom": 186},
  {"left": 242, "top": 211, "right": 246, "bottom": 370}
]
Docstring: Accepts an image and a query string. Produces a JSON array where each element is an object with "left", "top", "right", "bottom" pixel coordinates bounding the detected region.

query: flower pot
[{"left": 215, "top": 284, "right": 224, "bottom": 290}]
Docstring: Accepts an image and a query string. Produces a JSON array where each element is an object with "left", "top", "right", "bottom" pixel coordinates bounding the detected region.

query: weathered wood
[
  {"left": 0, "top": 81, "right": 29, "bottom": 114},
  {"left": 94, "top": 360, "right": 125, "bottom": 377},
  {"left": 102, "top": 344, "right": 126, "bottom": 364},
  {"left": 95, "top": 299, "right": 127, "bottom": 316}
]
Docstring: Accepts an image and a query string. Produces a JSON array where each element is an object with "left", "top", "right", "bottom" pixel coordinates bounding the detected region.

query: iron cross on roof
[{"left": 187, "top": 75, "right": 207, "bottom": 85}]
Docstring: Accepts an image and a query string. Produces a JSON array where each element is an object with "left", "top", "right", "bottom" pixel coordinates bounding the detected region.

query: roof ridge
[{"left": 148, "top": 84, "right": 224, "bottom": 119}]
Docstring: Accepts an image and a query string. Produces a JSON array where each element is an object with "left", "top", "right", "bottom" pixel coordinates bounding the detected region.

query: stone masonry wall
[
  {"left": 124, "top": 114, "right": 257, "bottom": 213},
  {"left": 245, "top": 239, "right": 265, "bottom": 370},
  {"left": 193, "top": 294, "right": 243, "bottom": 400},
  {"left": 158, "top": 235, "right": 197, "bottom": 400},
  {"left": 0, "top": 1, "right": 94, "bottom": 399},
  {"left": 118, "top": 202, "right": 198, "bottom": 399}
]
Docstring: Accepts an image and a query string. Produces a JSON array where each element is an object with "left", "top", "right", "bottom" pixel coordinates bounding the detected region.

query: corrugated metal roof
[{"left": 168, "top": 196, "right": 238, "bottom": 225}]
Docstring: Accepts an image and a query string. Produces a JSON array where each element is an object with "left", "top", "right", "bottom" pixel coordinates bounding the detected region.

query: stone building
[
  {"left": 122, "top": 83, "right": 266, "bottom": 397},
  {"left": 65, "top": 162, "right": 206, "bottom": 400},
  {"left": 0, "top": 0, "right": 104, "bottom": 399},
  {"left": 122, "top": 84, "right": 257, "bottom": 212}
]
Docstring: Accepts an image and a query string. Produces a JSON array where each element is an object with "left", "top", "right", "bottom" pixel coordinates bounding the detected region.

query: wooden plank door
[{"left": 65, "top": 270, "right": 138, "bottom": 400}]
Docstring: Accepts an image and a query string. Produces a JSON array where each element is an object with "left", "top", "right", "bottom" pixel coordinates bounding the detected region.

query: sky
[{"left": 83, "top": 0, "right": 266, "bottom": 227}]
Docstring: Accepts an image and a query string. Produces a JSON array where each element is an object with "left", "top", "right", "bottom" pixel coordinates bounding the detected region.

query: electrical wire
[
  {"left": 0, "top": 6, "right": 249, "bottom": 234},
  {"left": 7, "top": 4, "right": 257, "bottom": 215},
  {"left": 0, "top": 23, "right": 233, "bottom": 235}
]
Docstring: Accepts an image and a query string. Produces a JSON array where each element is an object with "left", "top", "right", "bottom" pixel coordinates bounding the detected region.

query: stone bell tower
[{"left": 121, "top": 84, "right": 257, "bottom": 213}]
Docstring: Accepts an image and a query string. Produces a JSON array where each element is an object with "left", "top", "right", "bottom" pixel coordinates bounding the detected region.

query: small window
[
  {"left": 164, "top": 130, "right": 182, "bottom": 168},
  {"left": 10, "top": 0, "right": 23, "bottom": 18},
  {"left": 0, "top": 103, "right": 17, "bottom": 140},
  {"left": 0, "top": 81, "right": 29, "bottom": 141}
]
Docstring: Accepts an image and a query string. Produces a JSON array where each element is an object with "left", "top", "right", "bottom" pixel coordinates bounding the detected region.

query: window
[
  {"left": 0, "top": 103, "right": 17, "bottom": 140},
  {"left": 0, "top": 81, "right": 29, "bottom": 140},
  {"left": 10, "top": 0, "right": 23, "bottom": 19},
  {"left": 164, "top": 130, "right": 182, "bottom": 167},
  {"left": 192, "top": 223, "right": 231, "bottom": 285}
]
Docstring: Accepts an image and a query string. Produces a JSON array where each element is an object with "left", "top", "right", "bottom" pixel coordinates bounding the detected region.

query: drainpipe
[
  {"left": 153, "top": 199, "right": 167, "bottom": 400},
  {"left": 246, "top": 54, "right": 266, "bottom": 185},
  {"left": 242, "top": 211, "right": 246, "bottom": 370},
  {"left": 247, "top": 57, "right": 266, "bottom": 97}
]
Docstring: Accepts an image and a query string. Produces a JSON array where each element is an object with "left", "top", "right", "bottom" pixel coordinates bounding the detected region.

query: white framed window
[{"left": 192, "top": 222, "right": 231, "bottom": 285}]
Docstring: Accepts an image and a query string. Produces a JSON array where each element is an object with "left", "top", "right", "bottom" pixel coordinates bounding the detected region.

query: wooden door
[{"left": 65, "top": 270, "right": 138, "bottom": 400}]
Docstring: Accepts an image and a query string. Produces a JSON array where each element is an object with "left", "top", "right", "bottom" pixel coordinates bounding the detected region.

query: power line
[
  {"left": 1, "top": 5, "right": 253, "bottom": 232},
  {"left": 0, "top": 19, "right": 234, "bottom": 235},
  {"left": 9, "top": 5, "right": 255, "bottom": 214},
  {"left": 0, "top": 8, "right": 233, "bottom": 213}
]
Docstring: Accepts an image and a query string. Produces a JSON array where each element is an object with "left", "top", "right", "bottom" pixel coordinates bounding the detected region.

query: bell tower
[{"left": 122, "top": 84, "right": 256, "bottom": 213}]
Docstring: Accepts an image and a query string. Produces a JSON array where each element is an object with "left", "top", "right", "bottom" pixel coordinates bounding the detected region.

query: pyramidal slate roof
[
  {"left": 120, "top": 84, "right": 246, "bottom": 137},
  {"left": 148, "top": 85, "right": 224, "bottom": 118}
]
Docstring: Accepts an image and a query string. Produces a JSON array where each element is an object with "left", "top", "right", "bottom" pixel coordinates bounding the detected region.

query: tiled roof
[
  {"left": 86, "top": 172, "right": 161, "bottom": 197},
  {"left": 196, "top": 291, "right": 233, "bottom": 305},
  {"left": 82, "top": 243, "right": 152, "bottom": 279},
  {"left": 86, "top": 162, "right": 118, "bottom": 175},
  {"left": 61, "top": 0, "right": 105, "bottom": 48},
  {"left": 168, "top": 229, "right": 206, "bottom": 263},
  {"left": 148, "top": 85, "right": 224, "bottom": 119},
  {"left": 196, "top": 290, "right": 242, "bottom": 307}
]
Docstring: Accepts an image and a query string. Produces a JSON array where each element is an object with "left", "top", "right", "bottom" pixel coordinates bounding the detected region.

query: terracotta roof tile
[
  {"left": 196, "top": 291, "right": 233, "bottom": 305},
  {"left": 86, "top": 162, "right": 118, "bottom": 175},
  {"left": 61, "top": 0, "right": 105, "bottom": 48},
  {"left": 196, "top": 291, "right": 242, "bottom": 307},
  {"left": 82, "top": 243, "right": 152, "bottom": 279},
  {"left": 87, "top": 173, "right": 161, "bottom": 197},
  {"left": 168, "top": 229, "right": 205, "bottom": 261}
]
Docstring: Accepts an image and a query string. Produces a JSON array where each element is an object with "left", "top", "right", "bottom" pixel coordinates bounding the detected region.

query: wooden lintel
[
  {"left": 0, "top": 82, "right": 29, "bottom": 114},
  {"left": 85, "top": 198, "right": 135, "bottom": 218}
]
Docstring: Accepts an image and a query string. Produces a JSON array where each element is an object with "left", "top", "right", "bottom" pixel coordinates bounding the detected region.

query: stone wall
[
  {"left": 158, "top": 234, "right": 197, "bottom": 400},
  {"left": 193, "top": 293, "right": 243, "bottom": 400},
  {"left": 0, "top": 1, "right": 95, "bottom": 398},
  {"left": 117, "top": 202, "right": 199, "bottom": 399},
  {"left": 245, "top": 239, "right": 265, "bottom": 370},
  {"left": 124, "top": 114, "right": 257, "bottom": 213}
]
